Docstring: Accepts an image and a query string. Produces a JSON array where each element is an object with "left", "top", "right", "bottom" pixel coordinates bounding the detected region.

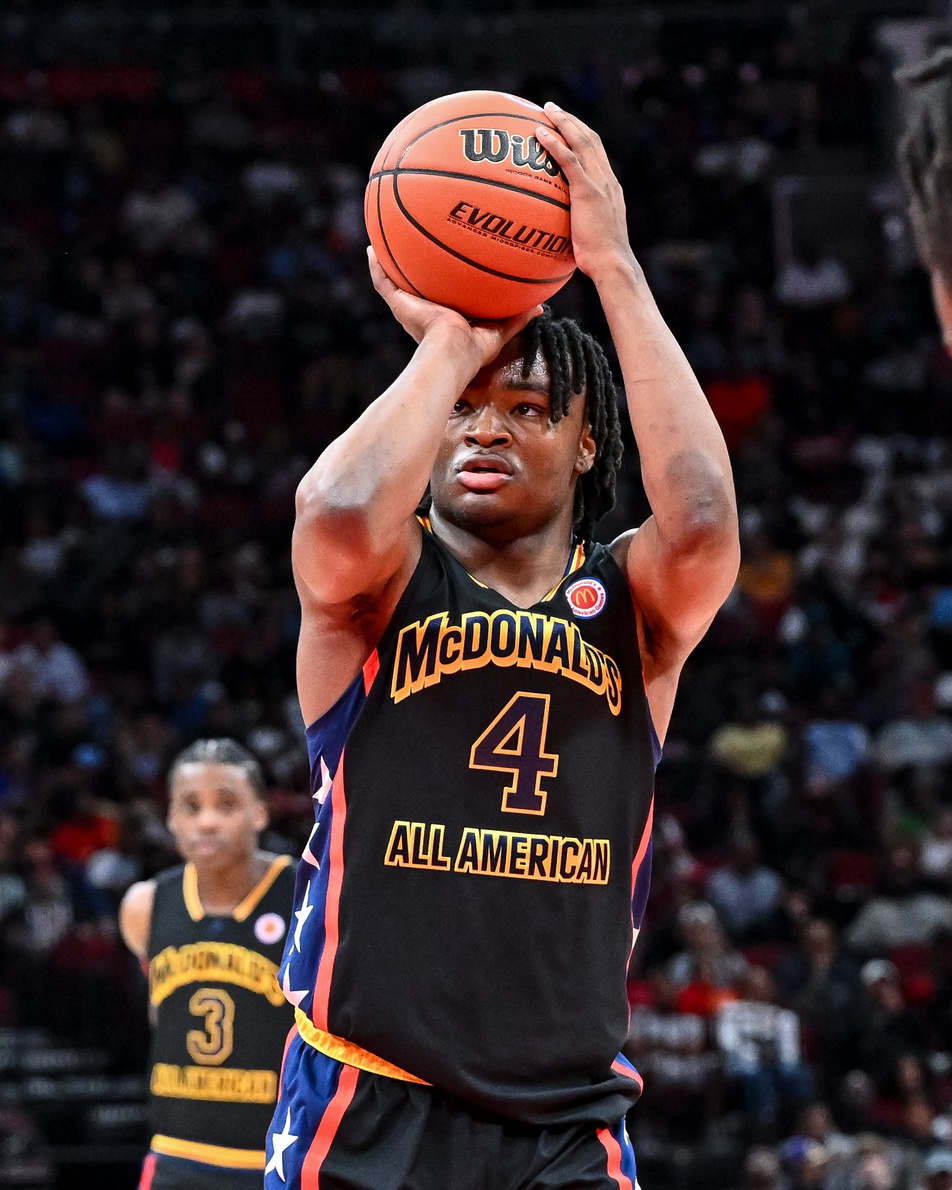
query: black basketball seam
[
  {"left": 391, "top": 171, "right": 575, "bottom": 286},
  {"left": 369, "top": 167, "right": 571, "bottom": 213},
  {"left": 370, "top": 174, "right": 424, "bottom": 298}
]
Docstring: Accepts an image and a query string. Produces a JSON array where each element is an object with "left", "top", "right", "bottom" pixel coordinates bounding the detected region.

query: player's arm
[
  {"left": 119, "top": 879, "right": 155, "bottom": 962},
  {"left": 293, "top": 260, "right": 541, "bottom": 722},
  {"left": 293, "top": 267, "right": 542, "bottom": 611},
  {"left": 537, "top": 106, "right": 739, "bottom": 735}
]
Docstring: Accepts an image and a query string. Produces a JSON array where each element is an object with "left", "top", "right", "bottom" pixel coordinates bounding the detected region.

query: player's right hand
[{"left": 367, "top": 248, "right": 542, "bottom": 372}]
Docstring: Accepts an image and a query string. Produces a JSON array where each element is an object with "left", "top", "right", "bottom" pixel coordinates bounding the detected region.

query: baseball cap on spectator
[
  {"left": 925, "top": 1149, "right": 952, "bottom": 1177},
  {"left": 860, "top": 959, "right": 899, "bottom": 986}
]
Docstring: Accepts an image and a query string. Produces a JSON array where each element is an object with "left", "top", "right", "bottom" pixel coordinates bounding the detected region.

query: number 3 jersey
[
  {"left": 283, "top": 527, "right": 660, "bottom": 1127},
  {"left": 146, "top": 857, "right": 297, "bottom": 1167}
]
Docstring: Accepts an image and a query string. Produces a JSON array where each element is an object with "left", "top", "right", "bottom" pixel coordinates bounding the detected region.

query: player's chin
[
  {"left": 186, "top": 842, "right": 231, "bottom": 868},
  {"left": 447, "top": 490, "right": 521, "bottom": 526}
]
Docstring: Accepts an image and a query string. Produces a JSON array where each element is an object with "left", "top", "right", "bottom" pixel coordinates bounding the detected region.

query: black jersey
[
  {"left": 281, "top": 527, "right": 659, "bottom": 1126},
  {"left": 146, "top": 856, "right": 297, "bottom": 1170}
]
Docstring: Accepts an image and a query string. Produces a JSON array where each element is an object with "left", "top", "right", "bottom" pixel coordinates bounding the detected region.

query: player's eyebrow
[{"left": 505, "top": 377, "right": 550, "bottom": 393}]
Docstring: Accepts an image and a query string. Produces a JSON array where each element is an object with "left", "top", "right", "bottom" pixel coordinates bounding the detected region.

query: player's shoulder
[{"left": 118, "top": 877, "right": 158, "bottom": 959}]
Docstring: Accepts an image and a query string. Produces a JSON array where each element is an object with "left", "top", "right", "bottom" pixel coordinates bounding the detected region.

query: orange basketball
[{"left": 365, "top": 90, "right": 575, "bottom": 321}]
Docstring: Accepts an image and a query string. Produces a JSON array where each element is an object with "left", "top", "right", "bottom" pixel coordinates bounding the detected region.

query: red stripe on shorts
[
  {"left": 312, "top": 756, "right": 349, "bottom": 1029},
  {"left": 138, "top": 1152, "right": 157, "bottom": 1190},
  {"left": 597, "top": 1127, "right": 635, "bottom": 1190},
  {"left": 301, "top": 1063, "right": 360, "bottom": 1188}
]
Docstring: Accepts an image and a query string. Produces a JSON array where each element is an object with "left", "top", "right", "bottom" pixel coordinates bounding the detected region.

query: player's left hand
[{"left": 535, "top": 103, "right": 637, "bottom": 283}]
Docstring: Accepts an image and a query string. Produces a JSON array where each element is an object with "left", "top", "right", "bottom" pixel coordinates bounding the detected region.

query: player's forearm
[
  {"left": 594, "top": 255, "right": 737, "bottom": 554},
  {"left": 295, "top": 328, "right": 478, "bottom": 534}
]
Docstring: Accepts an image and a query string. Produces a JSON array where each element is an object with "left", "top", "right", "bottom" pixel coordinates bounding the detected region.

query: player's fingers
[
  {"left": 534, "top": 124, "right": 585, "bottom": 185},
  {"left": 543, "top": 102, "right": 607, "bottom": 169},
  {"left": 495, "top": 303, "right": 545, "bottom": 340},
  {"left": 367, "top": 247, "right": 399, "bottom": 300}
]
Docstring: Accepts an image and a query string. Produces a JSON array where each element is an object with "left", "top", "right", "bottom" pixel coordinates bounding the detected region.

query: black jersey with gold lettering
[
  {"left": 146, "top": 856, "right": 296, "bottom": 1169},
  {"left": 280, "top": 527, "right": 659, "bottom": 1127}
]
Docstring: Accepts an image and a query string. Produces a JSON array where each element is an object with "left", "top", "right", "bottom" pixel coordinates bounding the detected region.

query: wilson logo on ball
[
  {"left": 459, "top": 129, "right": 562, "bottom": 177},
  {"left": 566, "top": 578, "right": 607, "bottom": 619}
]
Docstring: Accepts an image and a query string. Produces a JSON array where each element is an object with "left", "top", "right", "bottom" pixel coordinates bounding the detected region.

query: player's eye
[{"left": 451, "top": 399, "right": 471, "bottom": 415}]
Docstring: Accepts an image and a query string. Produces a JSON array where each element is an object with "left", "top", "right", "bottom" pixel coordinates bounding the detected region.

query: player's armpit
[{"left": 119, "top": 879, "right": 156, "bottom": 960}]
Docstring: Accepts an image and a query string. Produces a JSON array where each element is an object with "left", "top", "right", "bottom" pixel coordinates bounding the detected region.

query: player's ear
[
  {"left": 252, "top": 795, "right": 269, "bottom": 834},
  {"left": 576, "top": 422, "right": 596, "bottom": 475}
]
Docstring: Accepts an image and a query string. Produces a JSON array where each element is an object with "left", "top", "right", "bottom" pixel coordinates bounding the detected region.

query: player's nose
[{"left": 463, "top": 403, "right": 511, "bottom": 447}]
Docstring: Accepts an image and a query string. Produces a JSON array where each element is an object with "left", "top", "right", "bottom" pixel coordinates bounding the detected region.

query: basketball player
[
  {"left": 898, "top": 47, "right": 952, "bottom": 347},
  {"left": 120, "top": 739, "right": 296, "bottom": 1189},
  {"left": 266, "top": 103, "right": 739, "bottom": 1189}
]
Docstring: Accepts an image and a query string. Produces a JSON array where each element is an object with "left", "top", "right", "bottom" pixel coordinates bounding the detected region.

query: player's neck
[
  {"left": 430, "top": 511, "right": 578, "bottom": 608},
  {"left": 192, "top": 849, "right": 270, "bottom": 917}
]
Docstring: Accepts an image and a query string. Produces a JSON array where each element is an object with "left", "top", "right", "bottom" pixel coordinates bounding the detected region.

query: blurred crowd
[{"left": 2, "top": 10, "right": 952, "bottom": 1187}]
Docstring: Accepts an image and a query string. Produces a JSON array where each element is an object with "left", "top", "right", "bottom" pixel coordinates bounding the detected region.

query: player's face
[
  {"left": 430, "top": 337, "right": 595, "bottom": 537},
  {"left": 167, "top": 762, "right": 267, "bottom": 872}
]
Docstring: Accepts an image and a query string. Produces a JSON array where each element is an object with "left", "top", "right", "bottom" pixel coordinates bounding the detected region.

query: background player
[
  {"left": 898, "top": 47, "right": 952, "bottom": 349},
  {"left": 266, "top": 101, "right": 739, "bottom": 1189},
  {"left": 120, "top": 739, "right": 296, "bottom": 1190}
]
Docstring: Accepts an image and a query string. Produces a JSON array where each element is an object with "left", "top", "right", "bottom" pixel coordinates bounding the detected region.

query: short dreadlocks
[
  {"left": 897, "top": 46, "right": 952, "bottom": 279},
  {"left": 422, "top": 307, "right": 624, "bottom": 547}
]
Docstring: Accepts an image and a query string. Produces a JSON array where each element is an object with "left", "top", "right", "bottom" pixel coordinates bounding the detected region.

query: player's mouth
[
  {"left": 190, "top": 838, "right": 224, "bottom": 857},
  {"left": 456, "top": 454, "right": 513, "bottom": 492}
]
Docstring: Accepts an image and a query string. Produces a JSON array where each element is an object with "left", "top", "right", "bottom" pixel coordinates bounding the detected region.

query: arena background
[{"left": 3, "top": 0, "right": 952, "bottom": 1186}]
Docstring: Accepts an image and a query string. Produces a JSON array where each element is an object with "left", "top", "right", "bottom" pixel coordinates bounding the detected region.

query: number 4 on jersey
[{"left": 469, "top": 692, "right": 559, "bottom": 815}]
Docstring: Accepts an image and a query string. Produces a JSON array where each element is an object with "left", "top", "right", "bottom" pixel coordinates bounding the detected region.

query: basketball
[{"left": 365, "top": 90, "right": 575, "bottom": 320}]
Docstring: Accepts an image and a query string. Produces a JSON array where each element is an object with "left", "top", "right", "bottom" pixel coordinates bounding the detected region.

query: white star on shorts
[
  {"left": 315, "top": 756, "right": 333, "bottom": 804},
  {"left": 281, "top": 965, "right": 308, "bottom": 1009},
  {"left": 265, "top": 1108, "right": 298, "bottom": 1182},
  {"left": 293, "top": 879, "right": 314, "bottom": 953}
]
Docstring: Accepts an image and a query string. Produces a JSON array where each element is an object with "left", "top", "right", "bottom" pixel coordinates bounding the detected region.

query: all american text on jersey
[
  {"left": 383, "top": 819, "right": 611, "bottom": 885},
  {"left": 390, "top": 609, "right": 622, "bottom": 713}
]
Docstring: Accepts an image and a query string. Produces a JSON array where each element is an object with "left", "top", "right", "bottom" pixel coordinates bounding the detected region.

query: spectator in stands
[
  {"left": 708, "top": 697, "right": 790, "bottom": 784},
  {"left": 735, "top": 1146, "right": 784, "bottom": 1190},
  {"left": 846, "top": 846, "right": 952, "bottom": 952},
  {"left": 853, "top": 959, "right": 925, "bottom": 1103},
  {"left": 625, "top": 968, "right": 721, "bottom": 1134},
  {"left": 781, "top": 1101, "right": 856, "bottom": 1180},
  {"left": 921, "top": 1149, "right": 952, "bottom": 1190},
  {"left": 775, "top": 919, "right": 861, "bottom": 1080},
  {"left": 715, "top": 966, "right": 814, "bottom": 1134},
  {"left": 706, "top": 835, "right": 785, "bottom": 941},
  {"left": 804, "top": 686, "right": 871, "bottom": 791},
  {"left": 919, "top": 808, "right": 952, "bottom": 885},
  {"left": 875, "top": 680, "right": 952, "bottom": 772},
  {"left": 10, "top": 615, "right": 88, "bottom": 705},
  {"left": 775, "top": 239, "right": 851, "bottom": 309},
  {"left": 668, "top": 901, "right": 749, "bottom": 991}
]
